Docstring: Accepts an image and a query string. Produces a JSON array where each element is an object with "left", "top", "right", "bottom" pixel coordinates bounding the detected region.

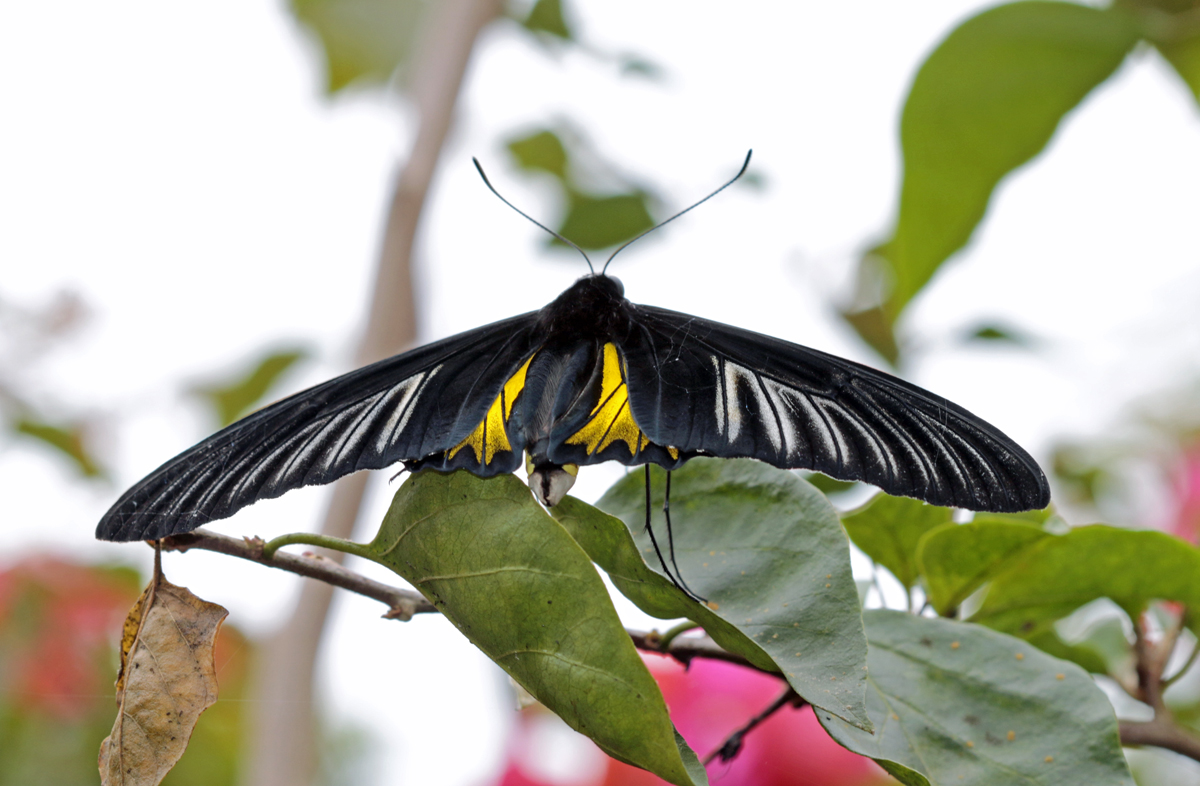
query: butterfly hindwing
[
  {"left": 542, "top": 340, "right": 684, "bottom": 471},
  {"left": 619, "top": 305, "right": 1050, "bottom": 513},
  {"left": 96, "top": 313, "right": 541, "bottom": 541}
]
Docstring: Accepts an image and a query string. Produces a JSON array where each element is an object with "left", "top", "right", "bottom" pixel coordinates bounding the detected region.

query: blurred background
[{"left": 2, "top": 0, "right": 1199, "bottom": 784}]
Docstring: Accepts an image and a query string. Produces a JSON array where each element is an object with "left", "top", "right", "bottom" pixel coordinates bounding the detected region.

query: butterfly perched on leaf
[{"left": 96, "top": 154, "right": 1049, "bottom": 545}]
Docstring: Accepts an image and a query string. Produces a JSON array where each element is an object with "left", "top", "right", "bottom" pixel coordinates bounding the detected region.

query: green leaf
[
  {"left": 12, "top": 418, "right": 104, "bottom": 478},
  {"left": 557, "top": 191, "right": 655, "bottom": 250},
  {"left": 192, "top": 349, "right": 308, "bottom": 428},
  {"left": 839, "top": 303, "right": 901, "bottom": 367},
  {"left": 589, "top": 459, "right": 871, "bottom": 730},
  {"left": 963, "top": 323, "right": 1036, "bottom": 347},
  {"left": 840, "top": 494, "right": 954, "bottom": 591},
  {"left": 1156, "top": 29, "right": 1200, "bottom": 104},
  {"left": 917, "top": 518, "right": 1050, "bottom": 616},
  {"left": 1023, "top": 627, "right": 1111, "bottom": 676},
  {"left": 799, "top": 471, "right": 858, "bottom": 496},
  {"left": 507, "top": 129, "right": 569, "bottom": 179},
  {"left": 877, "top": 2, "right": 1139, "bottom": 323},
  {"left": 962, "top": 524, "right": 1200, "bottom": 637},
  {"left": 520, "top": 0, "right": 571, "bottom": 40},
  {"left": 818, "top": 611, "right": 1133, "bottom": 786},
  {"left": 289, "top": 0, "right": 428, "bottom": 93},
  {"left": 364, "top": 470, "right": 705, "bottom": 786}
]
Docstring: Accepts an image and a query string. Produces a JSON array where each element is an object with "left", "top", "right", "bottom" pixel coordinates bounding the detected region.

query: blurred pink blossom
[
  {"left": 493, "top": 650, "right": 889, "bottom": 786},
  {"left": 1168, "top": 442, "right": 1200, "bottom": 543}
]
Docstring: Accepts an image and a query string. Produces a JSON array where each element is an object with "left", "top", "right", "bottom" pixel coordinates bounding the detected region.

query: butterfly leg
[
  {"left": 663, "top": 470, "right": 707, "bottom": 603},
  {"left": 644, "top": 466, "right": 707, "bottom": 604}
]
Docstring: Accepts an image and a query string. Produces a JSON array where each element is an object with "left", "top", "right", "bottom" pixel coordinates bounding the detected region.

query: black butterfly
[{"left": 96, "top": 156, "right": 1049, "bottom": 567}]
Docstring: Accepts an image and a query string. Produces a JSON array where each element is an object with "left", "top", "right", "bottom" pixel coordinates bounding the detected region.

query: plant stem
[
  {"left": 656, "top": 620, "right": 699, "bottom": 650},
  {"left": 260, "top": 532, "right": 374, "bottom": 562}
]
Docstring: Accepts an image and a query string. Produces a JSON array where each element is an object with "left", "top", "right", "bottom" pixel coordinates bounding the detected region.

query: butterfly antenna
[
  {"left": 601, "top": 149, "right": 753, "bottom": 275},
  {"left": 472, "top": 158, "right": 595, "bottom": 275}
]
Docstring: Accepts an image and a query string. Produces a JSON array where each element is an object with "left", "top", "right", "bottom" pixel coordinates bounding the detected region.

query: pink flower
[
  {"left": 493, "top": 650, "right": 889, "bottom": 786},
  {"left": 1169, "top": 442, "right": 1200, "bottom": 543}
]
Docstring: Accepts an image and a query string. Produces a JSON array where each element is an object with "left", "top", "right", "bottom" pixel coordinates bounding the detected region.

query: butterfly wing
[
  {"left": 97, "top": 312, "right": 542, "bottom": 541},
  {"left": 619, "top": 305, "right": 1049, "bottom": 512}
]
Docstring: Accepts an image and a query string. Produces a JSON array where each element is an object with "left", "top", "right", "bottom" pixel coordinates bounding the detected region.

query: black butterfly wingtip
[
  {"left": 981, "top": 471, "right": 1052, "bottom": 514},
  {"left": 94, "top": 504, "right": 207, "bottom": 543}
]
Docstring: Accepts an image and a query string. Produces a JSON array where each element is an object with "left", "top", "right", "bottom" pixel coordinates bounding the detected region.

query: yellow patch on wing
[
  {"left": 566, "top": 343, "right": 651, "bottom": 457},
  {"left": 449, "top": 355, "right": 534, "bottom": 464}
]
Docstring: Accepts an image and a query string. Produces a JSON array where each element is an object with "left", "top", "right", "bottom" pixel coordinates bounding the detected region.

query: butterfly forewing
[
  {"left": 620, "top": 305, "right": 1049, "bottom": 513},
  {"left": 97, "top": 313, "right": 541, "bottom": 541}
]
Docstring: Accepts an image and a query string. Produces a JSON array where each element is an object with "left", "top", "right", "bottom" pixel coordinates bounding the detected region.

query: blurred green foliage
[
  {"left": 12, "top": 419, "right": 104, "bottom": 479},
  {"left": 290, "top": 0, "right": 427, "bottom": 93},
  {"left": 505, "top": 127, "right": 658, "bottom": 252},
  {"left": 843, "top": 0, "right": 1200, "bottom": 365},
  {"left": 841, "top": 495, "right": 953, "bottom": 592},
  {"left": 0, "top": 558, "right": 249, "bottom": 786},
  {"left": 191, "top": 348, "right": 309, "bottom": 428},
  {"left": 521, "top": 0, "right": 572, "bottom": 40}
]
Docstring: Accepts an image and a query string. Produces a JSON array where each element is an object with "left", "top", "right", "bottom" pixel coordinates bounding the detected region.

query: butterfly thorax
[{"left": 533, "top": 274, "right": 634, "bottom": 345}]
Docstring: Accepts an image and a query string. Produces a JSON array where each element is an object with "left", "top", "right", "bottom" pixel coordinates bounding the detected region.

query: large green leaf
[
  {"left": 960, "top": 524, "right": 1200, "bottom": 636},
  {"left": 363, "top": 471, "right": 705, "bottom": 786},
  {"left": 191, "top": 348, "right": 308, "bottom": 428},
  {"left": 590, "top": 459, "right": 870, "bottom": 730},
  {"left": 840, "top": 494, "right": 954, "bottom": 591},
  {"left": 917, "top": 517, "right": 1050, "bottom": 615},
  {"left": 290, "top": 0, "right": 428, "bottom": 93},
  {"left": 819, "top": 611, "right": 1133, "bottom": 786},
  {"left": 874, "top": 1, "right": 1140, "bottom": 324}
]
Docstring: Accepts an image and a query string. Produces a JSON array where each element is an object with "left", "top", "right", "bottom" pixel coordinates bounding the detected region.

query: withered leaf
[{"left": 98, "top": 576, "right": 228, "bottom": 786}]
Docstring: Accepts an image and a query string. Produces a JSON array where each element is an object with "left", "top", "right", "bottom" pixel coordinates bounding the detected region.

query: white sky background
[{"left": 3, "top": 1, "right": 1200, "bottom": 784}]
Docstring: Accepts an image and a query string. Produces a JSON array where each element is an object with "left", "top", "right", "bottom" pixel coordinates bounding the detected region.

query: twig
[
  {"left": 1120, "top": 719, "right": 1200, "bottom": 763},
  {"left": 159, "top": 528, "right": 773, "bottom": 671},
  {"left": 160, "top": 529, "right": 436, "bottom": 620},
  {"left": 1133, "top": 612, "right": 1176, "bottom": 714},
  {"left": 1116, "top": 609, "right": 1200, "bottom": 765},
  {"left": 1164, "top": 635, "right": 1200, "bottom": 688},
  {"left": 627, "top": 629, "right": 762, "bottom": 671},
  {"left": 703, "top": 686, "right": 805, "bottom": 765}
]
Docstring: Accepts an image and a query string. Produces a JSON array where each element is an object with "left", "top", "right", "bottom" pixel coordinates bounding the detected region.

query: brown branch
[
  {"left": 160, "top": 529, "right": 436, "bottom": 620},
  {"left": 628, "top": 628, "right": 760, "bottom": 671},
  {"left": 703, "top": 686, "right": 805, "bottom": 765},
  {"left": 1120, "top": 719, "right": 1200, "bottom": 763},
  {"left": 1133, "top": 613, "right": 1176, "bottom": 714},
  {"left": 1116, "top": 609, "right": 1200, "bottom": 764},
  {"left": 159, "top": 528, "right": 774, "bottom": 671}
]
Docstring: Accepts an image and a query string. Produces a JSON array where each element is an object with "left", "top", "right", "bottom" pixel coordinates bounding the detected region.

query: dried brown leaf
[{"left": 98, "top": 576, "right": 228, "bottom": 786}]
